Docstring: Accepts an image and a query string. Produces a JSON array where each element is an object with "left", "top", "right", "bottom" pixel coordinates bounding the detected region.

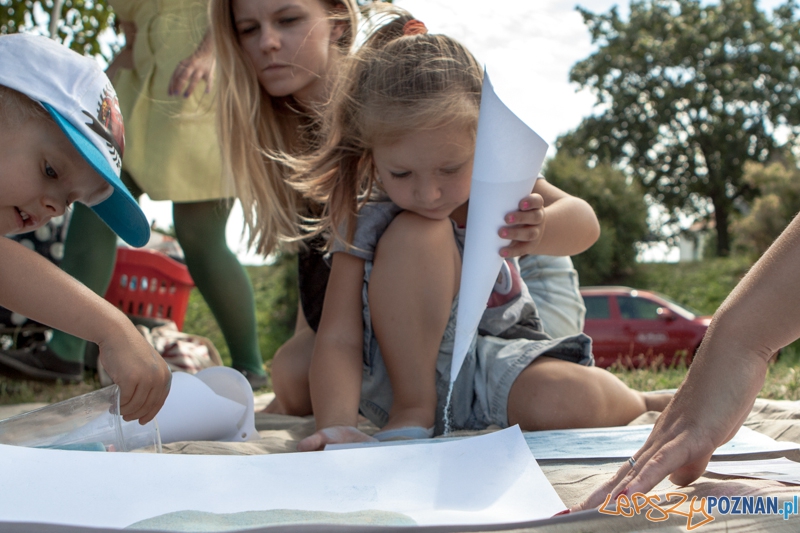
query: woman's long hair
[{"left": 211, "top": 0, "right": 358, "bottom": 255}]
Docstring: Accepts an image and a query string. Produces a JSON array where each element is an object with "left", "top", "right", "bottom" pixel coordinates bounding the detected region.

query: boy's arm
[
  {"left": 500, "top": 179, "right": 600, "bottom": 258},
  {"left": 297, "top": 252, "right": 373, "bottom": 452},
  {"left": 0, "top": 238, "right": 171, "bottom": 423}
]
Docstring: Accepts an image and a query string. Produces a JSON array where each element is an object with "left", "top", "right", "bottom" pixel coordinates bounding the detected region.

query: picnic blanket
[{"left": 2, "top": 396, "right": 800, "bottom": 532}]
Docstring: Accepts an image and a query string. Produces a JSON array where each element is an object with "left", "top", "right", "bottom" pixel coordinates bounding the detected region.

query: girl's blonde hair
[
  {"left": 211, "top": 0, "right": 359, "bottom": 256},
  {"left": 291, "top": 10, "right": 483, "bottom": 250}
]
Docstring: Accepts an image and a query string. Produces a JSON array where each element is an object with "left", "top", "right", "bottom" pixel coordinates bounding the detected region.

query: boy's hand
[
  {"left": 98, "top": 324, "right": 171, "bottom": 425},
  {"left": 297, "top": 426, "right": 377, "bottom": 452},
  {"left": 499, "top": 193, "right": 545, "bottom": 258}
]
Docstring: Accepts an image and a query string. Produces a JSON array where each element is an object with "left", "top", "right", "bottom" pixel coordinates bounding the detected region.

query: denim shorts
[
  {"left": 519, "top": 255, "right": 586, "bottom": 338},
  {"left": 358, "top": 258, "right": 594, "bottom": 436}
]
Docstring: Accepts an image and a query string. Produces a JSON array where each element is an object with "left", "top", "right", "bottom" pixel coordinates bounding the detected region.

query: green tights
[{"left": 50, "top": 182, "right": 264, "bottom": 376}]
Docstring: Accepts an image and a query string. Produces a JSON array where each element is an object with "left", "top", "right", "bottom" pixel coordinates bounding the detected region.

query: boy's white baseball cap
[{"left": 0, "top": 33, "right": 149, "bottom": 247}]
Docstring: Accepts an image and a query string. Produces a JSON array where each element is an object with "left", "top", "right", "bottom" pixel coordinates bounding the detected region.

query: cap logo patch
[{"left": 82, "top": 85, "right": 125, "bottom": 169}]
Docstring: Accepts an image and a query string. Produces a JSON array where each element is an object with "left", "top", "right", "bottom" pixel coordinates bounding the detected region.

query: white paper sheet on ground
[
  {"left": 330, "top": 425, "right": 800, "bottom": 460},
  {"left": 157, "top": 370, "right": 250, "bottom": 444},
  {"left": 524, "top": 424, "right": 800, "bottom": 460},
  {"left": 706, "top": 458, "right": 800, "bottom": 485},
  {"left": 0, "top": 426, "right": 565, "bottom": 529},
  {"left": 451, "top": 71, "right": 548, "bottom": 383}
]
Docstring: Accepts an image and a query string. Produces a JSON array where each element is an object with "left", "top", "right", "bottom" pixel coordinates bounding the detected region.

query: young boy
[{"left": 0, "top": 33, "right": 171, "bottom": 424}]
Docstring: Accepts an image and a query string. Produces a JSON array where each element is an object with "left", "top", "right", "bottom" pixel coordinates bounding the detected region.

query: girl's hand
[
  {"left": 499, "top": 193, "right": 545, "bottom": 258},
  {"left": 297, "top": 426, "right": 378, "bottom": 452}
]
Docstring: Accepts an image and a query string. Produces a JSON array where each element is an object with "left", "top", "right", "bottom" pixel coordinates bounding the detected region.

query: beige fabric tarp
[{"left": 2, "top": 397, "right": 800, "bottom": 532}]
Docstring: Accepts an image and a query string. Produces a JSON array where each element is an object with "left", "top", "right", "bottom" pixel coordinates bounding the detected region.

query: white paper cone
[
  {"left": 451, "top": 71, "right": 549, "bottom": 383},
  {"left": 157, "top": 371, "right": 248, "bottom": 444}
]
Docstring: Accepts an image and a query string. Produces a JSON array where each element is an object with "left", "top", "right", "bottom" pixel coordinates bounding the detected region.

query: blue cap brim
[{"left": 42, "top": 103, "right": 150, "bottom": 247}]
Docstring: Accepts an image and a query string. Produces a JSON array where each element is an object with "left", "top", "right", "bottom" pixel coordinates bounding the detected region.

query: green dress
[{"left": 109, "top": 0, "right": 228, "bottom": 201}]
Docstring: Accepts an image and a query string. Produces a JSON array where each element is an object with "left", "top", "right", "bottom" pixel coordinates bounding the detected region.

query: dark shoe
[
  {"left": 235, "top": 368, "right": 269, "bottom": 390},
  {"left": 0, "top": 344, "right": 83, "bottom": 382}
]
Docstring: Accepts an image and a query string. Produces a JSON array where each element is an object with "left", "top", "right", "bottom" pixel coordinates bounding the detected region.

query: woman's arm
[
  {"left": 500, "top": 179, "right": 599, "bottom": 258},
  {"left": 105, "top": 21, "right": 136, "bottom": 81},
  {"left": 575, "top": 212, "right": 800, "bottom": 510},
  {"left": 297, "top": 252, "right": 375, "bottom": 451}
]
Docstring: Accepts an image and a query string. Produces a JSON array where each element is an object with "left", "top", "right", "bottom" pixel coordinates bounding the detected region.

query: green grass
[
  {"left": 0, "top": 375, "right": 102, "bottom": 406},
  {"left": 181, "top": 253, "right": 298, "bottom": 370},
  {"left": 609, "top": 343, "right": 800, "bottom": 400},
  {"left": 621, "top": 255, "right": 752, "bottom": 315}
]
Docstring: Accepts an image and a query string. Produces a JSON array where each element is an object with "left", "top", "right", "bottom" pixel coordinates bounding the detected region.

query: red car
[{"left": 580, "top": 286, "right": 712, "bottom": 368}]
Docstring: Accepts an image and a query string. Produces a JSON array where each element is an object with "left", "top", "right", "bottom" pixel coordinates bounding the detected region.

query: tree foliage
[
  {"left": 543, "top": 152, "right": 648, "bottom": 285},
  {"left": 562, "top": 0, "right": 800, "bottom": 256},
  {"left": 732, "top": 159, "right": 800, "bottom": 256},
  {"left": 0, "top": 0, "right": 391, "bottom": 60},
  {"left": 1, "top": 0, "right": 115, "bottom": 59}
]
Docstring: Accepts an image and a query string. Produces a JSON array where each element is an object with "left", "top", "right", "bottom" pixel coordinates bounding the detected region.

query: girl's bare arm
[
  {"left": 500, "top": 179, "right": 599, "bottom": 257},
  {"left": 297, "top": 252, "right": 372, "bottom": 451}
]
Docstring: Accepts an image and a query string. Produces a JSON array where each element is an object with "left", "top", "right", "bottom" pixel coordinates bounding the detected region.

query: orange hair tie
[{"left": 403, "top": 19, "right": 428, "bottom": 36}]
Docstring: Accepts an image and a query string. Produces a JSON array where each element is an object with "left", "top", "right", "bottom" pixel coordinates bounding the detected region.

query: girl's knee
[
  {"left": 371, "top": 212, "right": 460, "bottom": 300},
  {"left": 375, "top": 211, "right": 457, "bottom": 263}
]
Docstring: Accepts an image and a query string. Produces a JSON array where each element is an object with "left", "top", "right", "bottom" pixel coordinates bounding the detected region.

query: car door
[
  {"left": 582, "top": 295, "right": 627, "bottom": 367},
  {"left": 616, "top": 295, "right": 674, "bottom": 366}
]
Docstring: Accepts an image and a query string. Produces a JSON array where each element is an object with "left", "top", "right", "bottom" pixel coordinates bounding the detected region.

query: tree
[
  {"left": 732, "top": 159, "right": 800, "bottom": 256},
  {"left": 543, "top": 152, "right": 648, "bottom": 285},
  {"left": 1, "top": 0, "right": 392, "bottom": 60},
  {"left": 1, "top": 0, "right": 116, "bottom": 59},
  {"left": 563, "top": 0, "right": 800, "bottom": 256}
]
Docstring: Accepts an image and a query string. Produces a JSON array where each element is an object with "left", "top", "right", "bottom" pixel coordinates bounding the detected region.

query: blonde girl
[
  {"left": 210, "top": 0, "right": 555, "bottom": 415},
  {"left": 289, "top": 13, "right": 672, "bottom": 450}
]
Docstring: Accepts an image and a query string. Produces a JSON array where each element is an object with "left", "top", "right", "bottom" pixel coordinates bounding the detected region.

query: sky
[{"left": 136, "top": 0, "right": 788, "bottom": 264}]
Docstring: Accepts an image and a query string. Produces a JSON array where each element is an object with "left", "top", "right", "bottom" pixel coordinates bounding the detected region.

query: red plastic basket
[{"left": 104, "top": 248, "right": 195, "bottom": 331}]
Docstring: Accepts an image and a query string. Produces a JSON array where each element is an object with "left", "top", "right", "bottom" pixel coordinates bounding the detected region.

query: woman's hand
[
  {"left": 573, "top": 344, "right": 769, "bottom": 511},
  {"left": 297, "top": 426, "right": 377, "bottom": 452},
  {"left": 168, "top": 33, "right": 214, "bottom": 98},
  {"left": 499, "top": 193, "right": 545, "bottom": 258},
  {"left": 574, "top": 212, "right": 800, "bottom": 511}
]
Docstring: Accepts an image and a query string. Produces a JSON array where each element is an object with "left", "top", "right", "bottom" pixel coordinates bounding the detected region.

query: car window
[
  {"left": 584, "top": 296, "right": 611, "bottom": 319},
  {"left": 617, "top": 296, "right": 663, "bottom": 320}
]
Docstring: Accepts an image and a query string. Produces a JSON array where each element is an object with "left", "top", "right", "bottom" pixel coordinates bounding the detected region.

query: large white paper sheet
[
  {"left": 0, "top": 426, "right": 565, "bottom": 529},
  {"left": 330, "top": 425, "right": 799, "bottom": 460},
  {"left": 523, "top": 424, "right": 800, "bottom": 460},
  {"left": 706, "top": 458, "right": 800, "bottom": 485},
  {"left": 451, "top": 71, "right": 548, "bottom": 383}
]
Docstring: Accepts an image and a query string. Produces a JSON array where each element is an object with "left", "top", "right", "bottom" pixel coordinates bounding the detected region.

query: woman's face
[{"left": 232, "top": 0, "right": 344, "bottom": 105}]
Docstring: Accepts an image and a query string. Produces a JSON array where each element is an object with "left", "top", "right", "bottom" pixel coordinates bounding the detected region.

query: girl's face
[
  {"left": 232, "top": 0, "right": 345, "bottom": 105},
  {"left": 372, "top": 123, "right": 475, "bottom": 224}
]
